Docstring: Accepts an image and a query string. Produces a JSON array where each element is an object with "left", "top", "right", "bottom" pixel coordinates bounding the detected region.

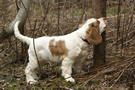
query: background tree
[
  {"left": 0, "top": 0, "right": 32, "bottom": 43},
  {"left": 92, "top": 0, "right": 106, "bottom": 68}
]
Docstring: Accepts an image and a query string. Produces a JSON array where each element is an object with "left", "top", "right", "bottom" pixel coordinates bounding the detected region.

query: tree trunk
[
  {"left": 0, "top": 0, "right": 32, "bottom": 43},
  {"left": 92, "top": 0, "right": 106, "bottom": 68}
]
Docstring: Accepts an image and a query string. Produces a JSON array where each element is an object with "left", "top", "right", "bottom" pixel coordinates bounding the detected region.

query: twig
[
  {"left": 81, "top": 56, "right": 135, "bottom": 87},
  {"left": 116, "top": 0, "right": 121, "bottom": 52},
  {"left": 120, "top": 14, "right": 125, "bottom": 56},
  {"left": 39, "top": 0, "right": 50, "bottom": 34},
  {"left": 15, "top": 0, "right": 19, "bottom": 11},
  {"left": 83, "top": 56, "right": 135, "bottom": 75},
  {"left": 32, "top": 20, "right": 42, "bottom": 76},
  {"left": 57, "top": 0, "right": 64, "bottom": 35},
  {"left": 110, "top": 62, "right": 134, "bottom": 88}
]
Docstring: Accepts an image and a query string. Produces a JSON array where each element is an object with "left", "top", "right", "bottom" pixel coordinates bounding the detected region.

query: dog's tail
[{"left": 14, "top": 21, "right": 32, "bottom": 45}]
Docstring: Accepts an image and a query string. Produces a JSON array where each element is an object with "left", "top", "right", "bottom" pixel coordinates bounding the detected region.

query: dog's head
[
  {"left": 98, "top": 17, "right": 107, "bottom": 34},
  {"left": 83, "top": 17, "right": 107, "bottom": 45}
]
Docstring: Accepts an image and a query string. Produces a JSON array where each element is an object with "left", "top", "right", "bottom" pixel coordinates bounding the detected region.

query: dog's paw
[{"left": 66, "top": 77, "right": 75, "bottom": 84}]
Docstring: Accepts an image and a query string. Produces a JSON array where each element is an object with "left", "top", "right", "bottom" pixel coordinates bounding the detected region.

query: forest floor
[{"left": 0, "top": 15, "right": 135, "bottom": 89}]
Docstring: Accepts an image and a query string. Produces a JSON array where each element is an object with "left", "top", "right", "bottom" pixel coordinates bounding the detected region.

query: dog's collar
[{"left": 80, "top": 37, "right": 90, "bottom": 44}]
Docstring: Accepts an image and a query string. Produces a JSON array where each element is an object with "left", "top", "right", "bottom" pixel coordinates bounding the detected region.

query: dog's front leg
[{"left": 61, "top": 58, "right": 75, "bottom": 83}]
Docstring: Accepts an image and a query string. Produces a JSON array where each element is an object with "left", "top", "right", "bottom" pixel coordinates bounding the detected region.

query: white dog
[{"left": 14, "top": 18, "right": 107, "bottom": 84}]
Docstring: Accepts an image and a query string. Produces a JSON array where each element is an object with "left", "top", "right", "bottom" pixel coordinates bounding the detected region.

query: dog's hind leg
[{"left": 25, "top": 54, "right": 39, "bottom": 84}]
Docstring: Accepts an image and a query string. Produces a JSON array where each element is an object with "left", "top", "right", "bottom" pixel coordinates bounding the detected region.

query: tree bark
[
  {"left": 92, "top": 0, "right": 106, "bottom": 68},
  {"left": 0, "top": 0, "right": 32, "bottom": 43}
]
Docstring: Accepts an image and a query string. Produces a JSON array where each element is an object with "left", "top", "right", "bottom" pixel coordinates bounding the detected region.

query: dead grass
[{"left": 0, "top": 0, "right": 135, "bottom": 89}]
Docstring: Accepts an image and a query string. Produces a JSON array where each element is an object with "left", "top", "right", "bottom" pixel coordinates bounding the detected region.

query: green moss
[
  {"left": 121, "top": 8, "right": 131, "bottom": 14},
  {"left": 107, "top": 7, "right": 131, "bottom": 15},
  {"left": 107, "top": 7, "right": 118, "bottom": 15},
  {"left": 73, "top": 8, "right": 83, "bottom": 15},
  {"left": 44, "top": 77, "right": 74, "bottom": 89}
]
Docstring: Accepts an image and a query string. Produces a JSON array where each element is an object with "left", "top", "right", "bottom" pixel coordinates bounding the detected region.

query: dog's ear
[
  {"left": 86, "top": 20, "right": 102, "bottom": 44},
  {"left": 90, "top": 20, "right": 100, "bottom": 28}
]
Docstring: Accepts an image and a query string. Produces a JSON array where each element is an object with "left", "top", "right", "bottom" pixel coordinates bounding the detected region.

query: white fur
[{"left": 14, "top": 18, "right": 106, "bottom": 84}]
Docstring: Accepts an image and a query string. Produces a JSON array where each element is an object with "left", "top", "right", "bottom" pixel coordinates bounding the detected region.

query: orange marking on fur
[
  {"left": 49, "top": 39, "right": 68, "bottom": 56},
  {"left": 85, "top": 20, "right": 102, "bottom": 44}
]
